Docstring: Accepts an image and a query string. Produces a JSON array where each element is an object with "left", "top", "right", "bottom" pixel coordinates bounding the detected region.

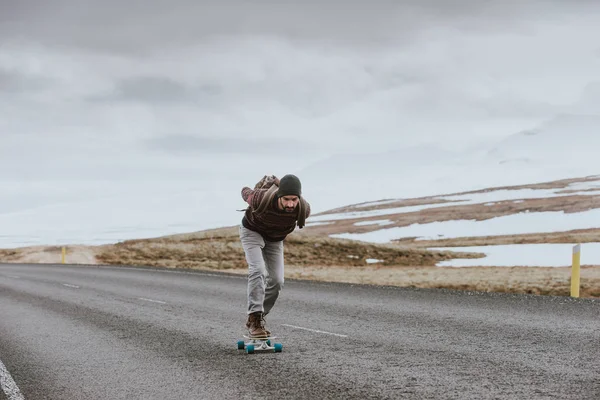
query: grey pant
[{"left": 239, "top": 225, "right": 285, "bottom": 315}]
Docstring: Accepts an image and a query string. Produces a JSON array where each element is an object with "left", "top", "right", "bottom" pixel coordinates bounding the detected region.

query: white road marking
[
  {"left": 6, "top": 275, "right": 20, "bottom": 279},
  {"left": 138, "top": 297, "right": 167, "bottom": 304},
  {"left": 0, "top": 358, "right": 25, "bottom": 400},
  {"left": 62, "top": 283, "right": 80, "bottom": 289},
  {"left": 282, "top": 324, "right": 348, "bottom": 338}
]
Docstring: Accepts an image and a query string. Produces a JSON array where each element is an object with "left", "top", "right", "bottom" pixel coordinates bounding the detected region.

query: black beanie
[{"left": 277, "top": 174, "right": 302, "bottom": 197}]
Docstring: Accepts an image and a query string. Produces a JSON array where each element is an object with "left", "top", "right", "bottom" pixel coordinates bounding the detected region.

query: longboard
[
  {"left": 237, "top": 335, "right": 283, "bottom": 354},
  {"left": 242, "top": 334, "right": 278, "bottom": 340}
]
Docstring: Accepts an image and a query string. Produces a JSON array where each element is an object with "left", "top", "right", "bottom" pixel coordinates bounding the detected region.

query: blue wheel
[
  {"left": 246, "top": 344, "right": 255, "bottom": 354},
  {"left": 237, "top": 340, "right": 245, "bottom": 350},
  {"left": 274, "top": 343, "right": 283, "bottom": 353},
  {"left": 266, "top": 340, "right": 271, "bottom": 346}
]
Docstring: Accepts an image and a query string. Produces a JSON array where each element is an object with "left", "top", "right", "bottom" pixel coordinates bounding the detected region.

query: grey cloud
[
  {"left": 1, "top": 0, "right": 600, "bottom": 185},
  {"left": 87, "top": 77, "right": 221, "bottom": 104},
  {"left": 2, "top": 0, "right": 594, "bottom": 53},
  {"left": 144, "top": 134, "right": 311, "bottom": 155},
  {"left": 0, "top": 68, "right": 53, "bottom": 93}
]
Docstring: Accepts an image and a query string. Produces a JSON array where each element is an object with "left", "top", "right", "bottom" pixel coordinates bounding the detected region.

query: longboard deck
[{"left": 242, "top": 335, "right": 278, "bottom": 340}]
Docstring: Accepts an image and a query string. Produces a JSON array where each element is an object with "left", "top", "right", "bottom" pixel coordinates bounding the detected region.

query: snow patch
[
  {"left": 431, "top": 243, "right": 600, "bottom": 267},
  {"left": 351, "top": 199, "right": 399, "bottom": 208},
  {"left": 354, "top": 219, "right": 394, "bottom": 226},
  {"left": 306, "top": 221, "right": 335, "bottom": 226}
]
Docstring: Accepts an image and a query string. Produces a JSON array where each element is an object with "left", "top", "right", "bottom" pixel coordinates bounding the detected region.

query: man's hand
[{"left": 241, "top": 187, "right": 254, "bottom": 204}]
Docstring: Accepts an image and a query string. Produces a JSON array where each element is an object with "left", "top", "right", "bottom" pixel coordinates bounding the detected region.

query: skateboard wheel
[
  {"left": 246, "top": 344, "right": 255, "bottom": 354},
  {"left": 274, "top": 343, "right": 282, "bottom": 352},
  {"left": 237, "top": 340, "right": 245, "bottom": 350},
  {"left": 266, "top": 340, "right": 271, "bottom": 346}
]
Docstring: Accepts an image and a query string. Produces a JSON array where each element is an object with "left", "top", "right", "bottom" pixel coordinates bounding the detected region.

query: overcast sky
[{"left": 2, "top": 0, "right": 600, "bottom": 184}]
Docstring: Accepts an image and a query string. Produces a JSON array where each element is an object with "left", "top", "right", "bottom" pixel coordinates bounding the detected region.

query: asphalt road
[{"left": 0, "top": 263, "right": 598, "bottom": 400}]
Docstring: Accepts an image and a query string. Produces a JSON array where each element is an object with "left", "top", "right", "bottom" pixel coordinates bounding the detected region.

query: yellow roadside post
[
  {"left": 62, "top": 246, "right": 66, "bottom": 264},
  {"left": 570, "top": 244, "right": 581, "bottom": 298}
]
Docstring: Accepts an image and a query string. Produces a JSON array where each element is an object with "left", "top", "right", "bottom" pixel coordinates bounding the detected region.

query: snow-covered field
[
  {"left": 321, "top": 178, "right": 600, "bottom": 267},
  {"left": 431, "top": 243, "right": 600, "bottom": 267},
  {"left": 330, "top": 209, "right": 600, "bottom": 243}
]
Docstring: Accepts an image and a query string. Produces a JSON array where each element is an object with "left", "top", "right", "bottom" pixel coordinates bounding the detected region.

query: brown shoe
[{"left": 246, "top": 312, "right": 268, "bottom": 338}]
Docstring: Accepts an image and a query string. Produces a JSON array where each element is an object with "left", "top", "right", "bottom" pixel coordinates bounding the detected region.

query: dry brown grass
[
  {"left": 89, "top": 226, "right": 600, "bottom": 298},
  {"left": 279, "top": 265, "right": 600, "bottom": 298},
  {"left": 0, "top": 245, "right": 98, "bottom": 264},
  {"left": 0, "top": 249, "right": 20, "bottom": 261},
  {"left": 94, "top": 228, "right": 482, "bottom": 270}
]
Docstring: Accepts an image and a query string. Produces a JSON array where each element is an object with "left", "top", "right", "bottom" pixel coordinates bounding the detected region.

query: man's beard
[{"left": 284, "top": 207, "right": 295, "bottom": 213}]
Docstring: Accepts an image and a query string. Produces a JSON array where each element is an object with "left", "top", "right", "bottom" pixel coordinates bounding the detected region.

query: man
[{"left": 239, "top": 174, "right": 311, "bottom": 337}]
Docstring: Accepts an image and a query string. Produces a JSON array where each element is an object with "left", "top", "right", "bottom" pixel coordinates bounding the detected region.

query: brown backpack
[{"left": 253, "top": 175, "right": 280, "bottom": 190}]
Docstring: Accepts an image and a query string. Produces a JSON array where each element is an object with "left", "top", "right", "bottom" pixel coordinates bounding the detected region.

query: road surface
[{"left": 1, "top": 263, "right": 598, "bottom": 399}]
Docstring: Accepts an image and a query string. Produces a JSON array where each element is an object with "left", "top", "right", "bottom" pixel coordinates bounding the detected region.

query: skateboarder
[{"left": 239, "top": 174, "right": 311, "bottom": 337}]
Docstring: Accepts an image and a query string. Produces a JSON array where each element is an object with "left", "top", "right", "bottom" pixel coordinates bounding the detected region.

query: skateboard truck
[{"left": 237, "top": 335, "right": 283, "bottom": 354}]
